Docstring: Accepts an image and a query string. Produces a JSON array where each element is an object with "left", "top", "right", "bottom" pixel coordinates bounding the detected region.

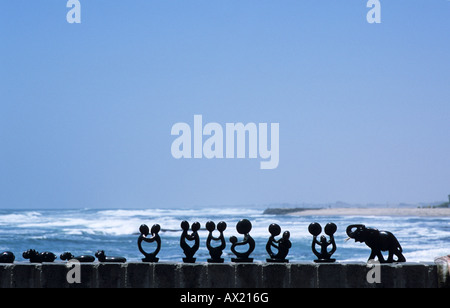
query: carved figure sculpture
[
  {"left": 138, "top": 224, "right": 161, "bottom": 262},
  {"left": 23, "top": 249, "right": 56, "bottom": 263},
  {"left": 95, "top": 250, "right": 127, "bottom": 263},
  {"left": 206, "top": 221, "right": 227, "bottom": 263},
  {"left": 308, "top": 222, "right": 337, "bottom": 263},
  {"left": 60, "top": 252, "right": 95, "bottom": 262},
  {"left": 180, "top": 220, "right": 200, "bottom": 263},
  {"left": 0, "top": 251, "right": 15, "bottom": 263},
  {"left": 230, "top": 219, "right": 255, "bottom": 263},
  {"left": 266, "top": 223, "right": 291, "bottom": 263}
]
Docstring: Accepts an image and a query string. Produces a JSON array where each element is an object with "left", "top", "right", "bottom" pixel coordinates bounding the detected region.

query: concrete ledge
[{"left": 0, "top": 262, "right": 441, "bottom": 288}]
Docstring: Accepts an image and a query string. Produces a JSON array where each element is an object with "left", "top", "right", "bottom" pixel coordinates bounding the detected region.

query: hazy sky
[{"left": 1, "top": 1, "right": 449, "bottom": 209}]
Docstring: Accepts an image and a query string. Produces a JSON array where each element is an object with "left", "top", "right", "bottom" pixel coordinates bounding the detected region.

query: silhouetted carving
[
  {"left": 266, "top": 223, "right": 291, "bottom": 263},
  {"left": 0, "top": 251, "right": 15, "bottom": 263},
  {"left": 95, "top": 250, "right": 126, "bottom": 263},
  {"left": 308, "top": 222, "right": 337, "bottom": 263},
  {"left": 346, "top": 224, "right": 406, "bottom": 263},
  {"left": 206, "top": 221, "right": 227, "bottom": 263},
  {"left": 230, "top": 219, "right": 255, "bottom": 262},
  {"left": 23, "top": 249, "right": 56, "bottom": 263},
  {"left": 60, "top": 252, "right": 95, "bottom": 262},
  {"left": 180, "top": 220, "right": 200, "bottom": 263},
  {"left": 138, "top": 224, "right": 161, "bottom": 262}
]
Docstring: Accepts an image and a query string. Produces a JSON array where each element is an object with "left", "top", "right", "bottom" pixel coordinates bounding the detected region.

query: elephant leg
[
  {"left": 394, "top": 249, "right": 406, "bottom": 262},
  {"left": 376, "top": 251, "right": 386, "bottom": 263},
  {"left": 368, "top": 250, "right": 376, "bottom": 262}
]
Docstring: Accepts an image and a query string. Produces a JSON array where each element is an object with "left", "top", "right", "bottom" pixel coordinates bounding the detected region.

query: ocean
[{"left": 0, "top": 208, "right": 448, "bottom": 263}]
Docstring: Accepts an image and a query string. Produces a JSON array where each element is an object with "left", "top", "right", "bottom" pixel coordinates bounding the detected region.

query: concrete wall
[{"left": 0, "top": 262, "right": 444, "bottom": 288}]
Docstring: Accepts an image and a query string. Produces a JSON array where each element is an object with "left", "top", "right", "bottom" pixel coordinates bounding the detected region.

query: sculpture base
[
  {"left": 314, "top": 259, "right": 336, "bottom": 263},
  {"left": 207, "top": 258, "right": 224, "bottom": 263},
  {"left": 142, "top": 257, "right": 159, "bottom": 263},
  {"left": 231, "top": 258, "right": 253, "bottom": 263},
  {"left": 183, "top": 257, "right": 196, "bottom": 263},
  {"left": 266, "top": 258, "right": 289, "bottom": 263}
]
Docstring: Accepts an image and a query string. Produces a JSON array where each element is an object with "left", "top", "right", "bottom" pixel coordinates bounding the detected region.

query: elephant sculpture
[{"left": 346, "top": 224, "right": 406, "bottom": 263}]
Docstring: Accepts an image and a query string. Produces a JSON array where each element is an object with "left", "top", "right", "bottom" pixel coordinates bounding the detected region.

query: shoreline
[{"left": 280, "top": 207, "right": 450, "bottom": 217}]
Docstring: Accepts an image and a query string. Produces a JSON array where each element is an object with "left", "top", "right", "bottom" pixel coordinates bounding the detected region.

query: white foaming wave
[
  {"left": 88, "top": 208, "right": 267, "bottom": 236},
  {"left": 84, "top": 220, "right": 138, "bottom": 235},
  {"left": 4, "top": 209, "right": 175, "bottom": 236},
  {"left": 98, "top": 207, "right": 263, "bottom": 219},
  {"left": 391, "top": 224, "right": 450, "bottom": 244},
  {"left": 5, "top": 208, "right": 448, "bottom": 246},
  {"left": 0, "top": 211, "right": 42, "bottom": 225},
  {"left": 80, "top": 214, "right": 199, "bottom": 236},
  {"left": 405, "top": 248, "right": 450, "bottom": 262},
  {"left": 20, "top": 218, "right": 92, "bottom": 229},
  {"left": 97, "top": 209, "right": 165, "bottom": 218},
  {"left": 6, "top": 212, "right": 138, "bottom": 236}
]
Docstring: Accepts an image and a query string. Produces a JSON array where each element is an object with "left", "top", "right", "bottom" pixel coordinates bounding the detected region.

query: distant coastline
[
  {"left": 263, "top": 208, "right": 324, "bottom": 215},
  {"left": 264, "top": 207, "right": 450, "bottom": 217}
]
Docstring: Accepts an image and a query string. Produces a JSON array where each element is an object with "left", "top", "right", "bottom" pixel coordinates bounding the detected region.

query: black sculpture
[
  {"left": 206, "top": 221, "right": 227, "bottom": 263},
  {"left": 230, "top": 219, "right": 255, "bottom": 263},
  {"left": 346, "top": 224, "right": 406, "bottom": 263},
  {"left": 95, "top": 250, "right": 127, "bottom": 263},
  {"left": 138, "top": 224, "right": 161, "bottom": 262},
  {"left": 0, "top": 251, "right": 15, "bottom": 263},
  {"left": 266, "top": 223, "right": 291, "bottom": 263},
  {"left": 180, "top": 220, "right": 200, "bottom": 263},
  {"left": 308, "top": 222, "right": 337, "bottom": 263},
  {"left": 22, "top": 249, "right": 56, "bottom": 263},
  {"left": 60, "top": 252, "right": 95, "bottom": 262}
]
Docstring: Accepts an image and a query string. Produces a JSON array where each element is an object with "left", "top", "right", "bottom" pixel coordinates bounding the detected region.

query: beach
[{"left": 287, "top": 207, "right": 450, "bottom": 217}]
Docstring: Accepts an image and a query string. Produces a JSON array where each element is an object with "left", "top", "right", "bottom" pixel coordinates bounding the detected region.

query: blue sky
[{"left": 1, "top": 1, "right": 449, "bottom": 209}]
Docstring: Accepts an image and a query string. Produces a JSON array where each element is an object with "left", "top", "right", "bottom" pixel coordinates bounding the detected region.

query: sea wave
[
  {"left": 0, "top": 211, "right": 42, "bottom": 225},
  {"left": 0, "top": 208, "right": 447, "bottom": 262}
]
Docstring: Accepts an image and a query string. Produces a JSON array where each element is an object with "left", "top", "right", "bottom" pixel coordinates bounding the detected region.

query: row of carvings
[{"left": 0, "top": 220, "right": 406, "bottom": 264}]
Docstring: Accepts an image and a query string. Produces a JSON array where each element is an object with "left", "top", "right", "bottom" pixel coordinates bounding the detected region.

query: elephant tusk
[{"left": 345, "top": 237, "right": 351, "bottom": 242}]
